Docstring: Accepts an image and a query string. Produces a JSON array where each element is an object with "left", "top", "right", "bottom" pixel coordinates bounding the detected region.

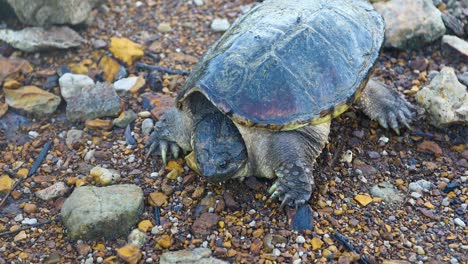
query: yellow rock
[
  {"left": 0, "top": 175, "right": 15, "bottom": 193},
  {"left": 75, "top": 179, "right": 86, "bottom": 187},
  {"left": 109, "top": 37, "right": 144, "bottom": 65},
  {"left": 165, "top": 160, "right": 184, "bottom": 174},
  {"left": 19, "top": 252, "right": 28, "bottom": 260},
  {"left": 103, "top": 256, "right": 118, "bottom": 264},
  {"left": 218, "top": 221, "right": 225, "bottom": 229},
  {"left": 16, "top": 168, "right": 29, "bottom": 178},
  {"left": 138, "top": 220, "right": 153, "bottom": 232},
  {"left": 148, "top": 192, "right": 168, "bottom": 207},
  {"left": 69, "top": 62, "right": 89, "bottom": 74},
  {"left": 3, "top": 79, "right": 21, "bottom": 89},
  {"left": 116, "top": 244, "right": 142, "bottom": 264},
  {"left": 156, "top": 235, "right": 172, "bottom": 249},
  {"left": 311, "top": 237, "right": 324, "bottom": 250},
  {"left": 14, "top": 230, "right": 27, "bottom": 242},
  {"left": 354, "top": 194, "right": 373, "bottom": 206},
  {"left": 322, "top": 249, "right": 332, "bottom": 258},
  {"left": 253, "top": 229, "right": 264, "bottom": 238},
  {"left": 166, "top": 169, "right": 180, "bottom": 180},
  {"left": 382, "top": 260, "right": 410, "bottom": 264},
  {"left": 85, "top": 119, "right": 113, "bottom": 131},
  {"left": 4, "top": 86, "right": 61, "bottom": 115},
  {"left": 424, "top": 201, "right": 435, "bottom": 209},
  {"left": 223, "top": 241, "right": 232, "bottom": 248},
  {"left": 99, "top": 56, "right": 121, "bottom": 82},
  {"left": 93, "top": 243, "right": 106, "bottom": 251}
]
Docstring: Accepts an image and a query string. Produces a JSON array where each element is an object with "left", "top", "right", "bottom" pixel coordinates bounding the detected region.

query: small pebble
[
  {"left": 211, "top": 18, "right": 230, "bottom": 32},
  {"left": 21, "top": 218, "right": 38, "bottom": 225},
  {"left": 454, "top": 218, "right": 466, "bottom": 227},
  {"left": 411, "top": 192, "right": 422, "bottom": 199},
  {"left": 272, "top": 248, "right": 281, "bottom": 256},
  {"left": 28, "top": 131, "right": 39, "bottom": 139},
  {"left": 296, "top": 236, "right": 306, "bottom": 244}
]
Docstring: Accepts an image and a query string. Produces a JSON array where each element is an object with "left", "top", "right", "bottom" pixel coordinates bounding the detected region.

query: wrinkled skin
[{"left": 146, "top": 78, "right": 415, "bottom": 208}]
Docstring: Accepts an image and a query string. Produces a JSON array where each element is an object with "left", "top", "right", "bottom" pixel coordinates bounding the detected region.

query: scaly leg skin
[
  {"left": 357, "top": 78, "right": 415, "bottom": 135},
  {"left": 145, "top": 107, "right": 192, "bottom": 165},
  {"left": 267, "top": 122, "right": 330, "bottom": 208}
]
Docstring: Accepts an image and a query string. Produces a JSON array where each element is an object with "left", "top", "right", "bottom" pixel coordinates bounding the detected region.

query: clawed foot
[
  {"left": 268, "top": 180, "right": 311, "bottom": 209},
  {"left": 145, "top": 131, "right": 181, "bottom": 165},
  {"left": 359, "top": 79, "right": 416, "bottom": 135}
]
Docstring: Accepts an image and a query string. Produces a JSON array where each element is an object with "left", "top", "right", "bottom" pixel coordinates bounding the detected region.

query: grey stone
[
  {"left": 373, "top": 0, "right": 446, "bottom": 49},
  {"left": 65, "top": 82, "right": 121, "bottom": 122},
  {"left": 141, "top": 118, "right": 154, "bottom": 135},
  {"left": 160, "top": 248, "right": 228, "bottom": 264},
  {"left": 6, "top": 0, "right": 101, "bottom": 27},
  {"left": 61, "top": 184, "right": 144, "bottom": 240},
  {"left": 409, "top": 179, "right": 433, "bottom": 192},
  {"left": 210, "top": 18, "right": 230, "bottom": 32},
  {"left": 128, "top": 229, "right": 147, "bottom": 248},
  {"left": 66, "top": 129, "right": 84, "bottom": 149},
  {"left": 0, "top": 26, "right": 83, "bottom": 52},
  {"left": 59, "top": 73, "right": 95, "bottom": 100},
  {"left": 112, "top": 110, "right": 138, "bottom": 128},
  {"left": 370, "top": 182, "right": 404, "bottom": 203},
  {"left": 416, "top": 67, "right": 468, "bottom": 127},
  {"left": 35, "top": 182, "right": 68, "bottom": 201},
  {"left": 442, "top": 35, "right": 468, "bottom": 58}
]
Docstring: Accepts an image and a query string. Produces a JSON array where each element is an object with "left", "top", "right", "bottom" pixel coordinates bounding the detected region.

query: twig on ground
[
  {"left": 334, "top": 231, "right": 372, "bottom": 264},
  {"left": 0, "top": 141, "right": 52, "bottom": 209},
  {"left": 0, "top": 217, "right": 60, "bottom": 238},
  {"left": 135, "top": 62, "right": 191, "bottom": 76}
]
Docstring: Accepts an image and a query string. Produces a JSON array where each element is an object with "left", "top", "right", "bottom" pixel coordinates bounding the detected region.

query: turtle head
[
  {"left": 193, "top": 112, "right": 248, "bottom": 182},
  {"left": 154, "top": 107, "right": 193, "bottom": 152}
]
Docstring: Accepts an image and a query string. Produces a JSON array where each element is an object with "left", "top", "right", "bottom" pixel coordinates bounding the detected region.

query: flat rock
[
  {"left": 373, "top": 0, "right": 445, "bottom": 49},
  {"left": 416, "top": 67, "right": 468, "bottom": 127},
  {"left": 4, "top": 86, "right": 61, "bottom": 116},
  {"left": 65, "top": 82, "right": 121, "bottom": 122},
  {"left": 112, "top": 110, "right": 137, "bottom": 128},
  {"left": 61, "top": 184, "right": 144, "bottom": 240},
  {"left": 59, "top": 73, "right": 95, "bottom": 100},
  {"left": 442, "top": 35, "right": 468, "bottom": 58},
  {"left": 160, "top": 248, "right": 228, "bottom": 264},
  {"left": 35, "top": 182, "right": 68, "bottom": 201},
  {"left": 5, "top": 0, "right": 101, "bottom": 26},
  {"left": 409, "top": 179, "right": 433, "bottom": 192},
  {"left": 0, "top": 56, "right": 32, "bottom": 83},
  {"left": 0, "top": 26, "right": 83, "bottom": 52},
  {"left": 370, "top": 182, "right": 404, "bottom": 204},
  {"left": 191, "top": 212, "right": 219, "bottom": 236}
]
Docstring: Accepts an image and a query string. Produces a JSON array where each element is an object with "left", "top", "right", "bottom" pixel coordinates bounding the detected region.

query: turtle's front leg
[
  {"left": 267, "top": 122, "right": 330, "bottom": 208},
  {"left": 357, "top": 79, "right": 416, "bottom": 134}
]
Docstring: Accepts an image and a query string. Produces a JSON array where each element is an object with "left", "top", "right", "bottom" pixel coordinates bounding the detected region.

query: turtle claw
[
  {"left": 145, "top": 131, "right": 181, "bottom": 165},
  {"left": 160, "top": 140, "right": 168, "bottom": 165}
]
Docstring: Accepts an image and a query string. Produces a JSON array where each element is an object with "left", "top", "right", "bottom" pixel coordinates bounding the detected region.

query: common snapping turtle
[{"left": 146, "top": 0, "right": 414, "bottom": 207}]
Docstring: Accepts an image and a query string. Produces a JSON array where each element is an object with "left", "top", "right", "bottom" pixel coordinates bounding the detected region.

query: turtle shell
[{"left": 177, "top": 0, "right": 384, "bottom": 130}]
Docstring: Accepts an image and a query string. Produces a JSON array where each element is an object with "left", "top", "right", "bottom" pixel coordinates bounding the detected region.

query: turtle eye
[{"left": 218, "top": 159, "right": 228, "bottom": 170}]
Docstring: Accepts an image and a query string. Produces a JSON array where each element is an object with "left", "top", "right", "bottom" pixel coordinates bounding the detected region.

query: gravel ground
[{"left": 0, "top": 0, "right": 467, "bottom": 263}]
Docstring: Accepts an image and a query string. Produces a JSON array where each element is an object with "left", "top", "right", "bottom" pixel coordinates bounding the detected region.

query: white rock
[
  {"left": 442, "top": 35, "right": 468, "bottom": 58},
  {"left": 14, "top": 214, "right": 24, "bottom": 222},
  {"left": 411, "top": 192, "right": 422, "bottom": 199},
  {"left": 28, "top": 131, "right": 39, "bottom": 139},
  {"left": 22, "top": 218, "right": 38, "bottom": 225},
  {"left": 114, "top": 77, "right": 139, "bottom": 92},
  {"left": 454, "top": 218, "right": 466, "bottom": 227},
  {"left": 272, "top": 248, "right": 281, "bottom": 257},
  {"left": 138, "top": 111, "right": 152, "bottom": 118},
  {"left": 193, "top": 0, "right": 204, "bottom": 6},
  {"left": 85, "top": 257, "right": 94, "bottom": 264},
  {"left": 211, "top": 18, "right": 230, "bottom": 32},
  {"left": 409, "top": 179, "right": 433, "bottom": 192},
  {"left": 96, "top": 257, "right": 103, "bottom": 263},
  {"left": 59, "top": 73, "right": 95, "bottom": 100},
  {"left": 416, "top": 67, "right": 468, "bottom": 127},
  {"left": 128, "top": 229, "right": 148, "bottom": 248},
  {"left": 295, "top": 235, "right": 306, "bottom": 244}
]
